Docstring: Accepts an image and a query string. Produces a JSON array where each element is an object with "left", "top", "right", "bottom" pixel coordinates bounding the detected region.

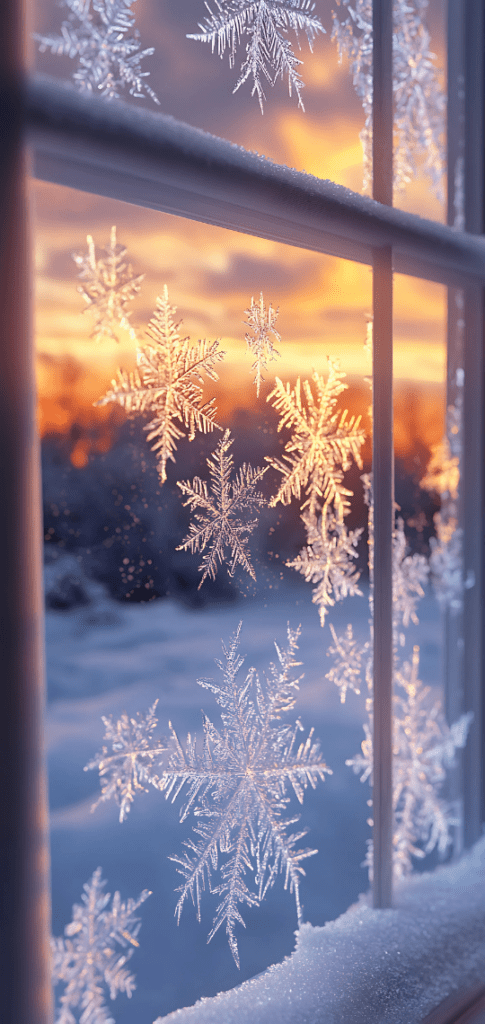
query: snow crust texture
[{"left": 153, "top": 835, "right": 485, "bottom": 1024}]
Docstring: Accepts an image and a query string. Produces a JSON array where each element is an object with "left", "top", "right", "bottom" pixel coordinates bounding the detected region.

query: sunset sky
[{"left": 32, "top": 0, "right": 448, "bottom": 468}]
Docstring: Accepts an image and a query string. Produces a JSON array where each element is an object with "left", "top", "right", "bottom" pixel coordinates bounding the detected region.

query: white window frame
[{"left": 1, "top": 0, "right": 483, "bottom": 1021}]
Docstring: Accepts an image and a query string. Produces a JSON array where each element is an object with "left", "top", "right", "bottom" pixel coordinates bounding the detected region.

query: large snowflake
[
  {"left": 331, "top": 0, "right": 445, "bottom": 195},
  {"left": 95, "top": 286, "right": 225, "bottom": 484},
  {"left": 87, "top": 624, "right": 330, "bottom": 965},
  {"left": 347, "top": 646, "right": 472, "bottom": 879},
  {"left": 244, "top": 292, "right": 281, "bottom": 397},
  {"left": 187, "top": 0, "right": 325, "bottom": 112},
  {"left": 176, "top": 429, "right": 268, "bottom": 587},
  {"left": 266, "top": 358, "right": 365, "bottom": 518},
  {"left": 287, "top": 509, "right": 363, "bottom": 625},
  {"left": 51, "top": 868, "right": 150, "bottom": 1024},
  {"left": 33, "top": 0, "right": 160, "bottom": 104},
  {"left": 72, "top": 226, "right": 145, "bottom": 343}
]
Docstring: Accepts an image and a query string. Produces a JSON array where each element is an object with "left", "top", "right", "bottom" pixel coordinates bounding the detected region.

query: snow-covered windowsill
[{"left": 154, "top": 837, "right": 485, "bottom": 1024}]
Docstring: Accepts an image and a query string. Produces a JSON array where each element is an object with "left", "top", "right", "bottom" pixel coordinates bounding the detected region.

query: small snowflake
[
  {"left": 85, "top": 702, "right": 167, "bottom": 822},
  {"left": 51, "top": 868, "right": 150, "bottom": 1024},
  {"left": 72, "top": 226, "right": 145, "bottom": 343},
  {"left": 87, "top": 623, "right": 330, "bottom": 966},
  {"left": 187, "top": 0, "right": 325, "bottom": 113},
  {"left": 33, "top": 0, "right": 160, "bottom": 104},
  {"left": 325, "top": 622, "right": 369, "bottom": 703},
  {"left": 244, "top": 292, "right": 281, "bottom": 397},
  {"left": 95, "top": 286, "right": 225, "bottom": 484},
  {"left": 267, "top": 358, "right": 365, "bottom": 517},
  {"left": 287, "top": 510, "right": 363, "bottom": 626},
  {"left": 176, "top": 429, "right": 268, "bottom": 587}
]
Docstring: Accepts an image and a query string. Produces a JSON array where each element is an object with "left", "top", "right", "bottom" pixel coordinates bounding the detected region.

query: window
[{"left": 2, "top": 0, "right": 484, "bottom": 1021}]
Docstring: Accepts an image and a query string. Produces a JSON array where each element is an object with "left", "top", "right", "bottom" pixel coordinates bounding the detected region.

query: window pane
[
  {"left": 33, "top": 0, "right": 446, "bottom": 220},
  {"left": 35, "top": 179, "right": 376, "bottom": 1020},
  {"left": 35, "top": 180, "right": 469, "bottom": 1023},
  {"left": 393, "top": 272, "right": 467, "bottom": 870}
]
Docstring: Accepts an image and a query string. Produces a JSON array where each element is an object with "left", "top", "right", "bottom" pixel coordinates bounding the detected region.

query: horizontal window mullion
[{"left": 26, "top": 74, "right": 485, "bottom": 288}]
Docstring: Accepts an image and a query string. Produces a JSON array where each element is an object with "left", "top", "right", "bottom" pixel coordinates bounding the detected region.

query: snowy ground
[{"left": 45, "top": 581, "right": 443, "bottom": 1023}]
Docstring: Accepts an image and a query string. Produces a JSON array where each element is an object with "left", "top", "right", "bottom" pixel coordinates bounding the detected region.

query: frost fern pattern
[
  {"left": 51, "top": 868, "right": 150, "bottom": 1024},
  {"left": 188, "top": 0, "right": 325, "bottom": 112},
  {"left": 346, "top": 647, "right": 472, "bottom": 878},
  {"left": 86, "top": 624, "right": 331, "bottom": 965},
  {"left": 33, "top": 0, "right": 160, "bottom": 103}
]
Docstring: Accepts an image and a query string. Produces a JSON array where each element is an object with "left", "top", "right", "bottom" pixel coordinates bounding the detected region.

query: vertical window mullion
[
  {"left": 445, "top": 0, "right": 466, "bottom": 859},
  {"left": 462, "top": 0, "right": 485, "bottom": 846},
  {"left": 0, "top": 1, "right": 53, "bottom": 1021},
  {"left": 371, "top": 0, "right": 394, "bottom": 908}
]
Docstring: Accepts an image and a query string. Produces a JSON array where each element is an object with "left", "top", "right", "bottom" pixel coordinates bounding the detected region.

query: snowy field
[{"left": 45, "top": 582, "right": 443, "bottom": 1023}]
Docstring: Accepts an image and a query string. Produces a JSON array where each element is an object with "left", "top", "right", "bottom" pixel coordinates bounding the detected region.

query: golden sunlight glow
[{"left": 32, "top": 27, "right": 448, "bottom": 470}]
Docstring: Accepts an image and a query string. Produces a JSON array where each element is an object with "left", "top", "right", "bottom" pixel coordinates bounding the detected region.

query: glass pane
[
  {"left": 392, "top": 272, "right": 467, "bottom": 872},
  {"left": 391, "top": 0, "right": 446, "bottom": 224},
  {"left": 33, "top": 0, "right": 446, "bottom": 219},
  {"left": 36, "top": 179, "right": 378, "bottom": 1021},
  {"left": 35, "top": 181, "right": 469, "bottom": 1024}
]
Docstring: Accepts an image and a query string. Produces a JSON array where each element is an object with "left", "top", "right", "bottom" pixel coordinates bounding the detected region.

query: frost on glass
[
  {"left": 347, "top": 647, "right": 472, "bottom": 879},
  {"left": 51, "top": 868, "right": 150, "bottom": 1024},
  {"left": 327, "top": 460, "right": 471, "bottom": 880},
  {"left": 49, "top": 222, "right": 471, "bottom": 995},
  {"left": 331, "top": 0, "right": 445, "bottom": 196},
  {"left": 95, "top": 285, "right": 225, "bottom": 484},
  {"left": 187, "top": 0, "right": 326, "bottom": 112},
  {"left": 87, "top": 624, "right": 331, "bottom": 966},
  {"left": 33, "top": 0, "right": 160, "bottom": 103}
]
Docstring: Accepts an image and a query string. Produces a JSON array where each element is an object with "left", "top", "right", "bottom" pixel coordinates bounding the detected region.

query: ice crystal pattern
[
  {"left": 347, "top": 647, "right": 472, "bottom": 878},
  {"left": 51, "top": 868, "right": 150, "bottom": 1024},
  {"left": 287, "top": 510, "right": 363, "bottom": 626},
  {"left": 244, "top": 292, "right": 281, "bottom": 396},
  {"left": 266, "top": 358, "right": 365, "bottom": 517},
  {"left": 87, "top": 624, "right": 331, "bottom": 966},
  {"left": 72, "top": 226, "right": 145, "bottom": 343},
  {"left": 188, "top": 0, "right": 325, "bottom": 112},
  {"left": 95, "top": 286, "right": 224, "bottom": 484},
  {"left": 176, "top": 429, "right": 268, "bottom": 587},
  {"left": 332, "top": 0, "right": 445, "bottom": 195},
  {"left": 33, "top": 0, "right": 160, "bottom": 104}
]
